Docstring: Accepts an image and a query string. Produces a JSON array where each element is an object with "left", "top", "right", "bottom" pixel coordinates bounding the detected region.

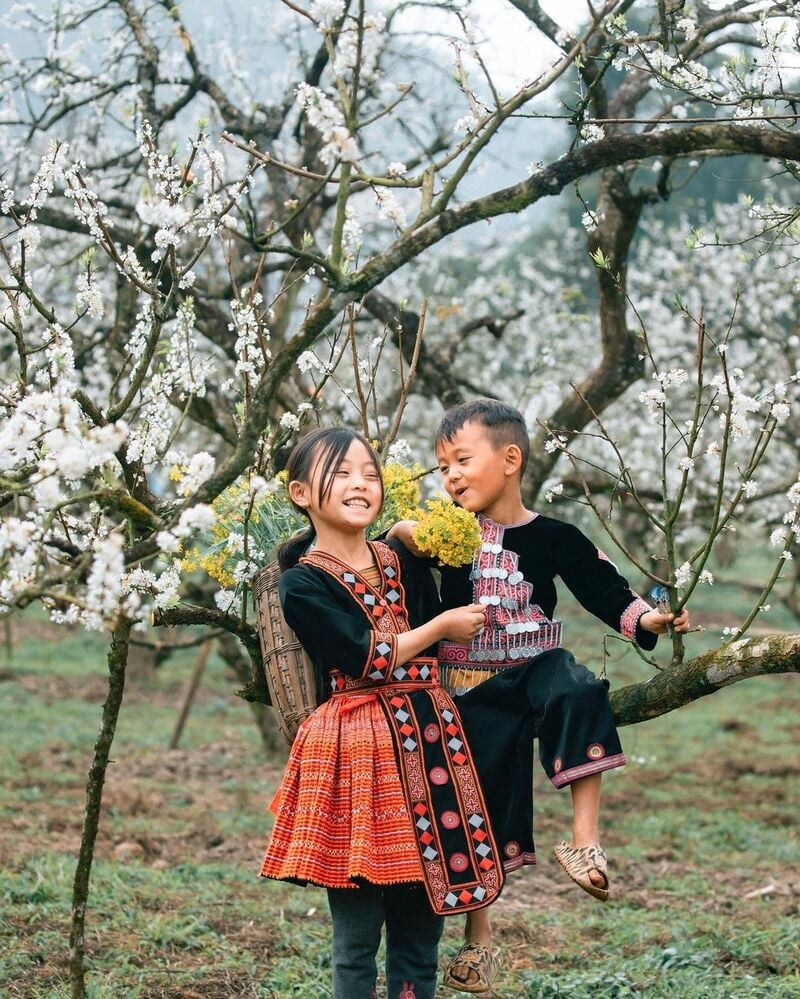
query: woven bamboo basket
[{"left": 252, "top": 562, "right": 317, "bottom": 745}]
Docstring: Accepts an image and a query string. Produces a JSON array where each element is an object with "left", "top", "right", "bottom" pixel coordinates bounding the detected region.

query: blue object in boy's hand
[
  {"left": 647, "top": 585, "right": 672, "bottom": 635},
  {"left": 647, "top": 584, "right": 670, "bottom": 612}
]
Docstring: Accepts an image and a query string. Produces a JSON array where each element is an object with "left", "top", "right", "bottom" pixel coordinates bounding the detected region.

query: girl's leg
[
  {"left": 327, "top": 885, "right": 384, "bottom": 999},
  {"left": 383, "top": 883, "right": 444, "bottom": 999}
]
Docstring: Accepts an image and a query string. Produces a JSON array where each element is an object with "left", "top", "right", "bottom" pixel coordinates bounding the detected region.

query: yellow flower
[
  {"left": 180, "top": 546, "right": 201, "bottom": 573},
  {"left": 412, "top": 497, "right": 481, "bottom": 567},
  {"left": 276, "top": 470, "right": 289, "bottom": 485},
  {"left": 383, "top": 462, "right": 424, "bottom": 521},
  {"left": 169, "top": 464, "right": 186, "bottom": 482},
  {"left": 197, "top": 550, "right": 236, "bottom": 588}
]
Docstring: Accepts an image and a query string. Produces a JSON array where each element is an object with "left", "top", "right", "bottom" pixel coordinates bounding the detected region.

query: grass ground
[{"left": 1, "top": 565, "right": 799, "bottom": 998}]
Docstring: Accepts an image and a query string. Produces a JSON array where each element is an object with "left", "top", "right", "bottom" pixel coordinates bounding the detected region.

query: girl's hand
[
  {"left": 438, "top": 604, "right": 486, "bottom": 643},
  {"left": 639, "top": 607, "right": 691, "bottom": 635},
  {"left": 387, "top": 519, "right": 426, "bottom": 556}
]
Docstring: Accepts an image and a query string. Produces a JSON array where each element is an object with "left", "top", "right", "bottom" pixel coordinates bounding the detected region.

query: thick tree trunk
[
  {"left": 610, "top": 632, "right": 800, "bottom": 726},
  {"left": 69, "top": 617, "right": 132, "bottom": 999}
]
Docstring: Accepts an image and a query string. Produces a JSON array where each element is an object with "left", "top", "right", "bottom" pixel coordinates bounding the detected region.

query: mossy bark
[{"left": 610, "top": 632, "right": 800, "bottom": 727}]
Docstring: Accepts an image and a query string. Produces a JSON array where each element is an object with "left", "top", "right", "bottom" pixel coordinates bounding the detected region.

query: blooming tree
[{"left": 1, "top": 1, "right": 800, "bottom": 993}]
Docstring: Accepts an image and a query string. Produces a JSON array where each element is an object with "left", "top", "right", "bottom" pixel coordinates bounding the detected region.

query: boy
[{"left": 390, "top": 399, "right": 689, "bottom": 993}]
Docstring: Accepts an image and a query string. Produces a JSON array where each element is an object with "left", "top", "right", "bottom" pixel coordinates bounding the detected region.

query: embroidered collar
[{"left": 301, "top": 540, "right": 405, "bottom": 623}]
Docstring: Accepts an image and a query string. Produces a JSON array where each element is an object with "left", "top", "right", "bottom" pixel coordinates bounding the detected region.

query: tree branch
[{"left": 611, "top": 632, "right": 800, "bottom": 726}]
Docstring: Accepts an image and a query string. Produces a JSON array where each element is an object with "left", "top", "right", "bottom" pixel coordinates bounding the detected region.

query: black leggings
[{"left": 326, "top": 882, "right": 444, "bottom": 999}]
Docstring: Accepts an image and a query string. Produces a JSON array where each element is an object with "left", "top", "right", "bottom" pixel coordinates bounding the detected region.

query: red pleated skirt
[{"left": 260, "top": 696, "right": 424, "bottom": 888}]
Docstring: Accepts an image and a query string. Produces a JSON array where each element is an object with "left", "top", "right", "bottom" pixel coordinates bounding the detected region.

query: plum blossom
[
  {"left": 279, "top": 412, "right": 301, "bottom": 432},
  {"left": 296, "top": 83, "right": 360, "bottom": 166},
  {"left": 771, "top": 402, "right": 790, "bottom": 424},
  {"left": 311, "top": 0, "right": 344, "bottom": 25},
  {"left": 156, "top": 503, "right": 217, "bottom": 555},
  {"left": 21, "top": 139, "right": 69, "bottom": 218},
  {"left": 214, "top": 588, "right": 238, "bottom": 613},
  {"left": 76, "top": 272, "right": 105, "bottom": 319},
  {"left": 674, "top": 561, "right": 692, "bottom": 588},
  {"left": 297, "top": 351, "right": 323, "bottom": 374},
  {"left": 580, "top": 123, "right": 605, "bottom": 143},
  {"left": 83, "top": 535, "right": 126, "bottom": 630},
  {"left": 374, "top": 188, "right": 407, "bottom": 229},
  {"left": 544, "top": 435, "right": 567, "bottom": 454},
  {"left": 387, "top": 439, "right": 412, "bottom": 464},
  {"left": 581, "top": 209, "right": 604, "bottom": 232},
  {"left": 545, "top": 483, "right": 564, "bottom": 502}
]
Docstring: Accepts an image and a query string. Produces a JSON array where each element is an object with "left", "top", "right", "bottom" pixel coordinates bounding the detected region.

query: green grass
[{"left": 1, "top": 560, "right": 799, "bottom": 997}]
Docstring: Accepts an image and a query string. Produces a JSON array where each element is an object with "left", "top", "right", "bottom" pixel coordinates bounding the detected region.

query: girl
[{"left": 260, "top": 427, "right": 504, "bottom": 999}]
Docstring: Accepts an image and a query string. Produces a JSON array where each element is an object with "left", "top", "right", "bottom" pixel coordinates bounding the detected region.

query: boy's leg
[
  {"left": 327, "top": 885, "right": 384, "bottom": 998},
  {"left": 445, "top": 907, "right": 495, "bottom": 989},
  {"left": 532, "top": 651, "right": 619, "bottom": 895},
  {"left": 570, "top": 772, "right": 602, "bottom": 845},
  {"left": 534, "top": 650, "right": 624, "bottom": 794},
  {"left": 383, "top": 883, "right": 444, "bottom": 999},
  {"left": 570, "top": 773, "right": 604, "bottom": 888}
]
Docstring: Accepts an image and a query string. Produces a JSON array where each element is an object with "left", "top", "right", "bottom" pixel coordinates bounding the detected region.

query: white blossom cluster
[
  {"left": 162, "top": 299, "right": 215, "bottom": 400},
  {"left": 221, "top": 297, "right": 271, "bottom": 396},
  {"left": 333, "top": 12, "right": 387, "bottom": 82},
  {"left": 604, "top": 5, "right": 796, "bottom": 116},
  {"left": 156, "top": 503, "right": 216, "bottom": 555},
  {"left": 296, "top": 83, "right": 360, "bottom": 166}
]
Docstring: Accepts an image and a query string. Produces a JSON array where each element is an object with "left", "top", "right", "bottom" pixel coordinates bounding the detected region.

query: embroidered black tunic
[{"left": 432, "top": 513, "right": 655, "bottom": 870}]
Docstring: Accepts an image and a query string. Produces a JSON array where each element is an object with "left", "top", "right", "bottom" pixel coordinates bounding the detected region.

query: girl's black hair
[{"left": 276, "top": 427, "right": 384, "bottom": 571}]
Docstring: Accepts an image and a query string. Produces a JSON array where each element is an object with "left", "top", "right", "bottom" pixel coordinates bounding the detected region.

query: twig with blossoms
[{"left": 542, "top": 300, "right": 798, "bottom": 665}]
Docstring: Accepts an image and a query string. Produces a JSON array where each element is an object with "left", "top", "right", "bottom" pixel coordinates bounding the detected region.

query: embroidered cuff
[
  {"left": 551, "top": 752, "right": 627, "bottom": 788},
  {"left": 620, "top": 597, "right": 652, "bottom": 642}
]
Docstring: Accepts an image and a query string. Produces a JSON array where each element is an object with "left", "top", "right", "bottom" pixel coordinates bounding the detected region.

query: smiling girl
[{"left": 259, "top": 427, "right": 503, "bottom": 999}]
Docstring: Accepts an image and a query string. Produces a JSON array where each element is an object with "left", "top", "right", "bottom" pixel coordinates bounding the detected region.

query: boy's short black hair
[{"left": 435, "top": 398, "right": 530, "bottom": 473}]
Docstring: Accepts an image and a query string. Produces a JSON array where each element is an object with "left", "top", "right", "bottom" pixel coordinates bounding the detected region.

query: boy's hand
[
  {"left": 438, "top": 604, "right": 486, "bottom": 643},
  {"left": 638, "top": 607, "right": 691, "bottom": 635},
  {"left": 387, "top": 519, "right": 426, "bottom": 556}
]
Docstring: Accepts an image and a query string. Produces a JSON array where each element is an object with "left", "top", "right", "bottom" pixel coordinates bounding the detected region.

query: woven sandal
[
  {"left": 443, "top": 942, "right": 501, "bottom": 994},
  {"left": 553, "top": 841, "right": 609, "bottom": 902}
]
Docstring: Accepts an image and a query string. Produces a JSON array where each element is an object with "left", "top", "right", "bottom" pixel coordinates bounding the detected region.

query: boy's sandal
[
  {"left": 553, "top": 841, "right": 610, "bottom": 902},
  {"left": 443, "top": 942, "right": 501, "bottom": 994}
]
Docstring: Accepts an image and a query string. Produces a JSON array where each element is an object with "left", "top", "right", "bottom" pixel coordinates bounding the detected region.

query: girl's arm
[
  {"left": 279, "top": 565, "right": 483, "bottom": 683},
  {"left": 395, "top": 605, "right": 484, "bottom": 665}
]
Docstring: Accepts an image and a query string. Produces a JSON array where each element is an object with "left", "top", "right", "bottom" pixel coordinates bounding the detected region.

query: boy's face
[{"left": 436, "top": 421, "right": 520, "bottom": 515}]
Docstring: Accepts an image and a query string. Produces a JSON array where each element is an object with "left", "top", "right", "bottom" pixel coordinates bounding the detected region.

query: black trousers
[
  {"left": 455, "top": 648, "right": 625, "bottom": 867},
  {"left": 327, "top": 882, "right": 444, "bottom": 999}
]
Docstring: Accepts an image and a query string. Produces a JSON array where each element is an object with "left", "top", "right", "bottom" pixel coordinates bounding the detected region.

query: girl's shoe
[
  {"left": 443, "top": 942, "right": 501, "bottom": 994},
  {"left": 553, "top": 841, "right": 609, "bottom": 901}
]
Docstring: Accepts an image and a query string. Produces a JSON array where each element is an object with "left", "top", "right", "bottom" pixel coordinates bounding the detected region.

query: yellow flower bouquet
[{"left": 411, "top": 496, "right": 482, "bottom": 567}]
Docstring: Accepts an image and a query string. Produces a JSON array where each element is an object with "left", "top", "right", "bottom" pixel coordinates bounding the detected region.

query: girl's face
[{"left": 290, "top": 439, "right": 383, "bottom": 534}]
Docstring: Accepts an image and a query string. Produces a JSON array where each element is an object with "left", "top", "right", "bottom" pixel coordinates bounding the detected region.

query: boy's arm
[
  {"left": 553, "top": 522, "right": 661, "bottom": 650},
  {"left": 385, "top": 519, "right": 427, "bottom": 557}
]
